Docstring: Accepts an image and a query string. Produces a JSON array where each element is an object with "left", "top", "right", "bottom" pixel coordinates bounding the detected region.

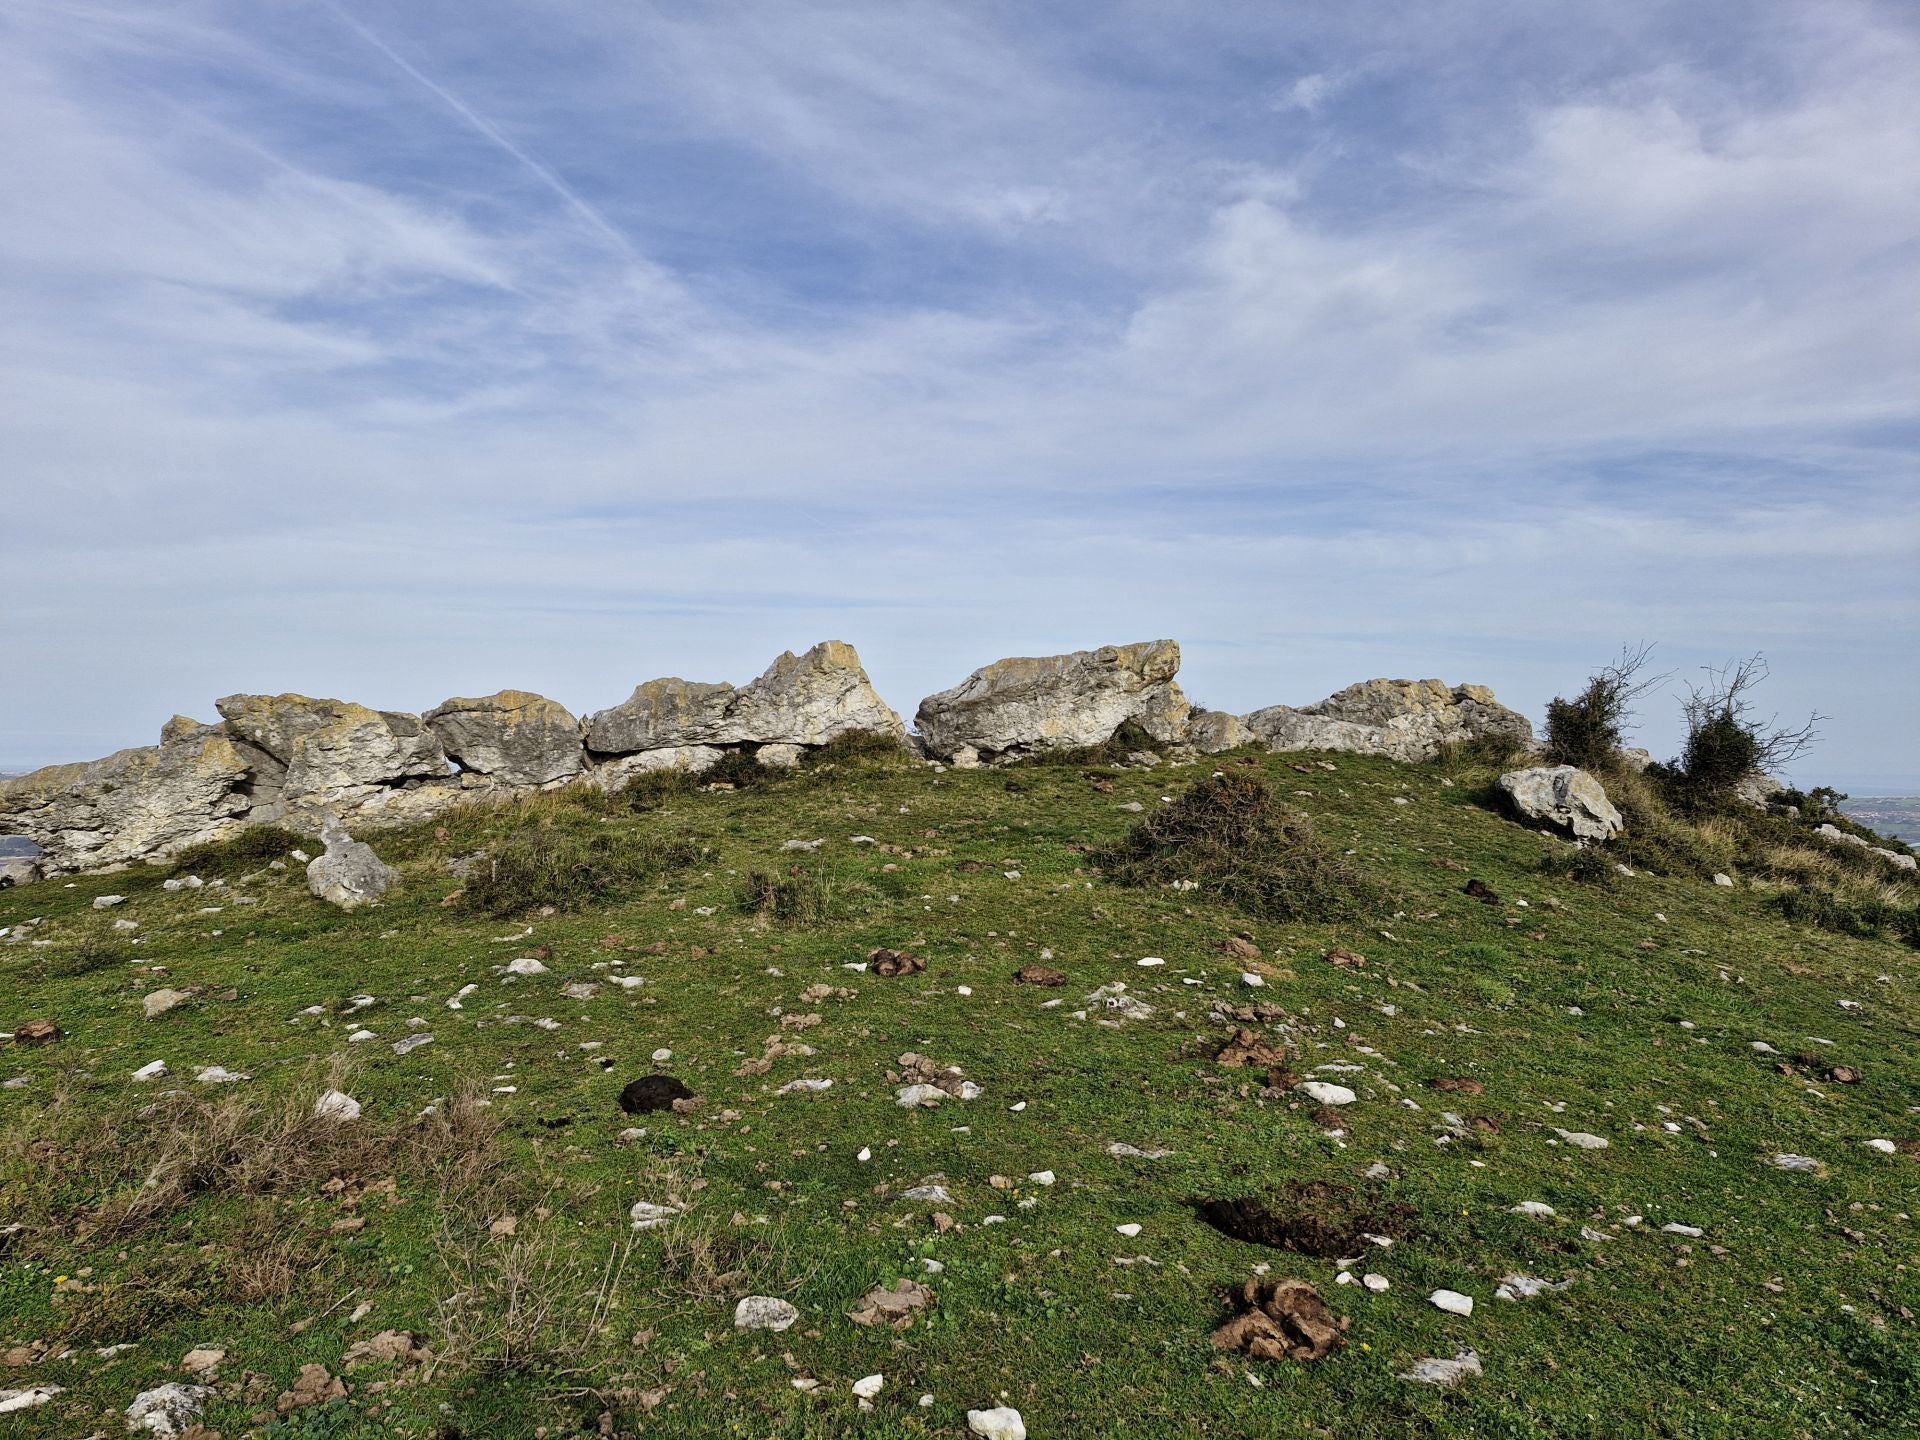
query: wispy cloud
[{"left": 0, "top": 0, "right": 1914, "bottom": 785}]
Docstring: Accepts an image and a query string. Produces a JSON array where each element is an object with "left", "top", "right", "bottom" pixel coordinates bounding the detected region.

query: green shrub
[
  {"left": 168, "top": 824, "right": 311, "bottom": 879},
  {"left": 1093, "top": 770, "right": 1380, "bottom": 922},
  {"left": 1669, "top": 654, "right": 1819, "bottom": 811},
  {"left": 621, "top": 768, "right": 699, "bottom": 812},
  {"left": 461, "top": 824, "right": 699, "bottom": 917},
  {"left": 1543, "top": 644, "right": 1664, "bottom": 772}
]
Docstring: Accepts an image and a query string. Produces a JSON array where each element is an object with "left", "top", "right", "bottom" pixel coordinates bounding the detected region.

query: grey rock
[
  {"left": 216, "top": 693, "right": 446, "bottom": 814},
  {"left": 143, "top": 988, "right": 191, "bottom": 1019},
  {"left": 124, "top": 1381, "right": 213, "bottom": 1435},
  {"left": 1497, "top": 765, "right": 1624, "bottom": 842},
  {"left": 586, "top": 641, "right": 903, "bottom": 754},
  {"left": 306, "top": 820, "right": 399, "bottom": 910},
  {"left": 914, "top": 640, "right": 1190, "bottom": 761},
  {"left": 733, "top": 1295, "right": 800, "bottom": 1331},
  {"left": 1399, "top": 1350, "right": 1483, "bottom": 1386},
  {"left": 92, "top": 894, "right": 126, "bottom": 910},
  {"left": 1246, "top": 679, "right": 1531, "bottom": 762},
  {"left": 424, "top": 690, "right": 586, "bottom": 787}
]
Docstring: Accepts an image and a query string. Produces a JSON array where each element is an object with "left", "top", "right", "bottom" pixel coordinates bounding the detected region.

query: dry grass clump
[{"left": 1095, "top": 771, "right": 1380, "bottom": 922}]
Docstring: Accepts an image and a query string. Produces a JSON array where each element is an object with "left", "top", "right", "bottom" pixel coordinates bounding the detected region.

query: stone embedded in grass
[
  {"left": 392, "top": 1033, "right": 434, "bottom": 1056},
  {"left": 1108, "top": 1142, "right": 1174, "bottom": 1160},
  {"left": 125, "top": 1381, "right": 212, "bottom": 1435},
  {"left": 1116, "top": 1223, "right": 1142, "bottom": 1237},
  {"left": 347, "top": 1030, "right": 376, "bottom": 1043},
  {"left": 1495, "top": 1273, "right": 1572, "bottom": 1301},
  {"left": 1661, "top": 1223, "right": 1704, "bottom": 1237},
  {"left": 505, "top": 957, "right": 549, "bottom": 976},
  {"left": 734, "top": 1296, "right": 800, "bottom": 1331},
  {"left": 179, "top": 1347, "right": 225, "bottom": 1376},
  {"left": 92, "top": 894, "right": 125, "bottom": 909},
  {"left": 12, "top": 1019, "right": 60, "bottom": 1046},
  {"left": 1428, "top": 1288, "right": 1474, "bottom": 1316},
  {"left": 1362, "top": 1273, "right": 1390, "bottom": 1292},
  {"left": 0, "top": 1385, "right": 63, "bottom": 1413},
  {"left": 1770, "top": 1153, "right": 1821, "bottom": 1172},
  {"left": 1553, "top": 1128, "right": 1609, "bottom": 1150},
  {"left": 1865, "top": 1139, "right": 1897, "bottom": 1154},
  {"left": 131, "top": 1060, "right": 168, "bottom": 1081},
  {"left": 777, "top": 1078, "right": 833, "bottom": 1094},
  {"left": 852, "top": 1373, "right": 885, "bottom": 1400},
  {"left": 314, "top": 1088, "right": 362, "bottom": 1122},
  {"left": 143, "top": 988, "right": 191, "bottom": 1019},
  {"left": 628, "top": 1199, "right": 684, "bottom": 1231},
  {"left": 1510, "top": 1201, "right": 1557, "bottom": 1218},
  {"left": 1298, "top": 1081, "right": 1356, "bottom": 1106},
  {"left": 967, "top": 1405, "right": 1027, "bottom": 1439},
  {"left": 899, "top": 1181, "right": 956, "bottom": 1203},
  {"left": 194, "top": 1065, "right": 249, "bottom": 1084},
  {"left": 848, "top": 1278, "right": 935, "bottom": 1329},
  {"left": 1399, "top": 1349, "right": 1482, "bottom": 1386}
]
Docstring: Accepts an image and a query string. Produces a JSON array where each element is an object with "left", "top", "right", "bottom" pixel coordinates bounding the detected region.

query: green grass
[{"left": 1, "top": 750, "right": 1915, "bottom": 1439}]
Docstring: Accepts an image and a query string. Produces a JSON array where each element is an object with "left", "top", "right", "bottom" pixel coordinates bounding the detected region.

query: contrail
[{"left": 321, "top": 1, "right": 648, "bottom": 266}]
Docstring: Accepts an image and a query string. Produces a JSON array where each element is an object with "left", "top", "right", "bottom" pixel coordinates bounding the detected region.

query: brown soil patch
[{"left": 1212, "top": 1277, "right": 1348, "bottom": 1362}]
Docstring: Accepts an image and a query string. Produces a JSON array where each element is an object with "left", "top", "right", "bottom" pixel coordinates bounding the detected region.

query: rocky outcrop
[
  {"left": 1185, "top": 709, "right": 1257, "bottom": 754},
  {"left": 915, "top": 641, "right": 1191, "bottom": 761},
  {"left": 215, "top": 693, "right": 448, "bottom": 817},
  {"left": 306, "top": 820, "right": 400, "bottom": 910},
  {"left": 1245, "top": 680, "right": 1532, "bottom": 762},
  {"left": 424, "top": 690, "right": 586, "bottom": 787},
  {"left": 0, "top": 718, "right": 255, "bottom": 871},
  {"left": 586, "top": 641, "right": 903, "bottom": 757},
  {"left": 1497, "top": 765, "right": 1624, "bottom": 841},
  {"left": 1813, "top": 823, "right": 1917, "bottom": 871}
]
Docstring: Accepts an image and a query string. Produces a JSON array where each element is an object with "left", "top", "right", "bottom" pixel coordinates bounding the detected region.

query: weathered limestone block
[
  {"left": 424, "top": 690, "right": 586, "bottom": 787},
  {"left": 306, "top": 819, "right": 399, "bottom": 910},
  {"left": 914, "top": 640, "right": 1190, "bottom": 761},
  {"left": 1497, "top": 765, "right": 1624, "bottom": 841},
  {"left": 585, "top": 641, "right": 903, "bottom": 754}
]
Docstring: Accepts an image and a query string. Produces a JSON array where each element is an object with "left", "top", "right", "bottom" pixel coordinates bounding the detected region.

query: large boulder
[
  {"left": 0, "top": 717, "right": 256, "bottom": 874},
  {"left": 584, "top": 642, "right": 903, "bottom": 757},
  {"left": 216, "top": 694, "right": 447, "bottom": 811},
  {"left": 1185, "top": 709, "right": 1257, "bottom": 754},
  {"left": 306, "top": 820, "right": 399, "bottom": 910},
  {"left": 1245, "top": 680, "right": 1531, "bottom": 762},
  {"left": 914, "top": 640, "right": 1191, "bottom": 761},
  {"left": 424, "top": 690, "right": 585, "bottom": 787},
  {"left": 1497, "top": 765, "right": 1624, "bottom": 842}
]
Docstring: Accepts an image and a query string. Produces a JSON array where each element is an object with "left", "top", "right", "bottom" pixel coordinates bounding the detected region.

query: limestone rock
[
  {"left": 914, "top": 640, "right": 1190, "bottom": 761},
  {"left": 216, "top": 693, "right": 446, "bottom": 811},
  {"left": 0, "top": 718, "right": 255, "bottom": 874},
  {"left": 1497, "top": 765, "right": 1624, "bottom": 842},
  {"left": 586, "top": 642, "right": 902, "bottom": 756},
  {"left": 306, "top": 820, "right": 399, "bottom": 910},
  {"left": 0, "top": 855, "right": 41, "bottom": 888},
  {"left": 1185, "top": 709, "right": 1256, "bottom": 753},
  {"left": 125, "top": 1382, "right": 212, "bottom": 1436},
  {"left": 1245, "top": 679, "right": 1532, "bottom": 762},
  {"left": 585, "top": 746, "right": 726, "bottom": 791},
  {"left": 733, "top": 1295, "right": 800, "bottom": 1331},
  {"left": 424, "top": 690, "right": 586, "bottom": 787}
]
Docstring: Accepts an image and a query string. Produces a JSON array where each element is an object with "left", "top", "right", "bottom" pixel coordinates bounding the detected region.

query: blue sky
[{"left": 1, "top": 0, "right": 1915, "bottom": 788}]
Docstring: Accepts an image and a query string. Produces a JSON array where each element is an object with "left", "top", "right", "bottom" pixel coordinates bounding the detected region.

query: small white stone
[
  {"left": 131, "top": 1060, "right": 169, "bottom": 1082},
  {"left": 505, "top": 957, "right": 548, "bottom": 976},
  {"left": 852, "top": 1373, "right": 885, "bottom": 1400},
  {"left": 1429, "top": 1288, "right": 1474, "bottom": 1316},
  {"left": 1363, "top": 1273, "right": 1390, "bottom": 1292},
  {"left": 857, "top": 1147, "right": 872, "bottom": 1162},
  {"left": 957, "top": 985, "right": 973, "bottom": 996},
  {"left": 1115, "top": 1223, "right": 1142, "bottom": 1238},
  {"left": 1137, "top": 957, "right": 1165, "bottom": 967},
  {"left": 313, "top": 1088, "right": 361, "bottom": 1122},
  {"left": 1553, "top": 1128, "right": 1609, "bottom": 1150},
  {"left": 1240, "top": 972, "right": 1264, "bottom": 988},
  {"left": 1865, "top": 1138, "right": 1897, "bottom": 1154},
  {"left": 733, "top": 1295, "right": 799, "bottom": 1331},
  {"left": 347, "top": 1029, "right": 377, "bottom": 1043},
  {"left": 1027, "top": 1170, "right": 1056, "bottom": 1186},
  {"left": 1510, "top": 1201, "right": 1556, "bottom": 1218},
  {"left": 651, "top": 1047, "right": 672, "bottom": 1062},
  {"left": 1298, "top": 1081, "right": 1356, "bottom": 1106},
  {"left": 1661, "top": 1223, "right": 1704, "bottom": 1237},
  {"left": 967, "top": 1405, "right": 1026, "bottom": 1439},
  {"left": 1750, "top": 1041, "right": 1778, "bottom": 1054}
]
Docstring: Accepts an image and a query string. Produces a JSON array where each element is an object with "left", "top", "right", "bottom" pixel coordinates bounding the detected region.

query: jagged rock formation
[
  {"left": 1497, "top": 765, "right": 1625, "bottom": 841},
  {"left": 423, "top": 691, "right": 587, "bottom": 788},
  {"left": 914, "top": 640, "right": 1192, "bottom": 763},
  {"left": 0, "top": 641, "right": 902, "bottom": 877},
  {"left": 1244, "top": 679, "right": 1532, "bottom": 763},
  {"left": 586, "top": 641, "right": 903, "bottom": 756},
  {"left": 1, "top": 637, "right": 1536, "bottom": 878}
]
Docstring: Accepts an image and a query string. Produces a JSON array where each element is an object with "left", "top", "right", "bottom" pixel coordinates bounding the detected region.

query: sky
[{"left": 1, "top": 0, "right": 1916, "bottom": 791}]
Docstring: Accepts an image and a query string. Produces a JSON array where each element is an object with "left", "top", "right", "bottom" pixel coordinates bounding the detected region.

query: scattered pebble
[
  {"left": 1115, "top": 1223, "right": 1142, "bottom": 1238},
  {"left": 733, "top": 1296, "right": 799, "bottom": 1331},
  {"left": 1510, "top": 1201, "right": 1556, "bottom": 1218},
  {"left": 968, "top": 1405, "right": 1027, "bottom": 1439},
  {"left": 1298, "top": 1081, "right": 1356, "bottom": 1106},
  {"left": 131, "top": 1060, "right": 169, "bottom": 1082},
  {"left": 1429, "top": 1288, "right": 1474, "bottom": 1316},
  {"left": 1399, "top": 1349, "right": 1482, "bottom": 1386},
  {"left": 392, "top": 1034, "right": 434, "bottom": 1056}
]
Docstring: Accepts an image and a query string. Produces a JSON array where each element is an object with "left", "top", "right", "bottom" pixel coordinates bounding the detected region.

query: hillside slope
[{"left": 2, "top": 747, "right": 1915, "bottom": 1439}]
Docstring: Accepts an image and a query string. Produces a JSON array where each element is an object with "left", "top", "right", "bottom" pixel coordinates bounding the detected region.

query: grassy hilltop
[{"left": 1, "top": 740, "right": 1916, "bottom": 1439}]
